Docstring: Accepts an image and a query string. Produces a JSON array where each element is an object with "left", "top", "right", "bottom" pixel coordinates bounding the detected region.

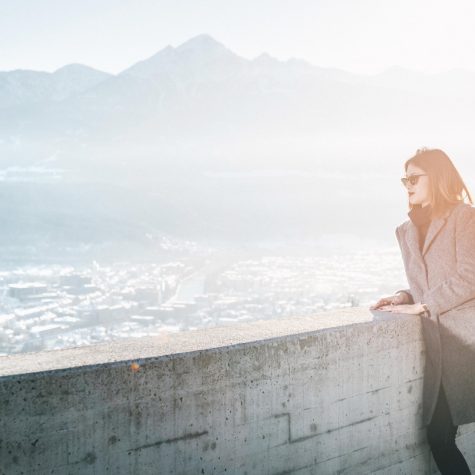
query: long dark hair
[{"left": 405, "top": 148, "right": 473, "bottom": 219}]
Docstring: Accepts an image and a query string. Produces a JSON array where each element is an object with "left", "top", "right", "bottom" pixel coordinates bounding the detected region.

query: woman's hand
[
  {"left": 370, "top": 292, "right": 410, "bottom": 310},
  {"left": 377, "top": 303, "right": 425, "bottom": 315}
]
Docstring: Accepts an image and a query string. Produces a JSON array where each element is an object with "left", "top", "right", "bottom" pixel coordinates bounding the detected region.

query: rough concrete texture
[{"left": 1, "top": 308, "right": 474, "bottom": 474}]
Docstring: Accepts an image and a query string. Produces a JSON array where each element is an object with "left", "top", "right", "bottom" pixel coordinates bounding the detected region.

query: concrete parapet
[{"left": 1, "top": 308, "right": 474, "bottom": 474}]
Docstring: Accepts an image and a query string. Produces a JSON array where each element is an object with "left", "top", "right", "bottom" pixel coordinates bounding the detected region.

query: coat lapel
[{"left": 422, "top": 217, "right": 448, "bottom": 257}]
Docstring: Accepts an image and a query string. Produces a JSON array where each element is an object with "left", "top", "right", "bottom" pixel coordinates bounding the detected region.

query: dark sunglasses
[{"left": 400, "top": 174, "right": 427, "bottom": 187}]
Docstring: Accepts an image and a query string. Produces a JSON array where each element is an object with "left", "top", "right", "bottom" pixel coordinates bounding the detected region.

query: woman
[{"left": 371, "top": 148, "right": 474, "bottom": 474}]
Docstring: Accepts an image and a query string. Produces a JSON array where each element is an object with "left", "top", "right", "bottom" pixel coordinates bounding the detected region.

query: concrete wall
[{"left": 1, "top": 308, "right": 474, "bottom": 475}]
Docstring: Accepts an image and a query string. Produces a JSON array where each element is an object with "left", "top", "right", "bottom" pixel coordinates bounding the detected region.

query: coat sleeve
[
  {"left": 395, "top": 289, "right": 415, "bottom": 304},
  {"left": 422, "top": 205, "right": 475, "bottom": 316}
]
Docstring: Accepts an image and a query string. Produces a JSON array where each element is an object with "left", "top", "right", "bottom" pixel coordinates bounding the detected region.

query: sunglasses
[{"left": 400, "top": 174, "right": 427, "bottom": 187}]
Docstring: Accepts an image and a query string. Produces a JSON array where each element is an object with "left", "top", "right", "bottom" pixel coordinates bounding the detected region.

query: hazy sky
[{"left": 1, "top": 0, "right": 475, "bottom": 75}]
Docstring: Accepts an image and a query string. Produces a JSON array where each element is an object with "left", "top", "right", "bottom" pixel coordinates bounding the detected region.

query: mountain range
[
  {"left": 1, "top": 34, "right": 475, "bottom": 253},
  {"left": 2, "top": 33, "right": 475, "bottom": 152}
]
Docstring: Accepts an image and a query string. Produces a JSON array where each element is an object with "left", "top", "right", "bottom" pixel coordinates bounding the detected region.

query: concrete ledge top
[{"left": 0, "top": 308, "right": 410, "bottom": 378}]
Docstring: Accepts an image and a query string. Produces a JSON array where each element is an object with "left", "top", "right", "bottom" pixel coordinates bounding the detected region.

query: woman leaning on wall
[{"left": 371, "top": 148, "right": 474, "bottom": 474}]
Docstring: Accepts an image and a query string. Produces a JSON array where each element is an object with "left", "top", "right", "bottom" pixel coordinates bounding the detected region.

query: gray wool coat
[{"left": 395, "top": 201, "right": 475, "bottom": 427}]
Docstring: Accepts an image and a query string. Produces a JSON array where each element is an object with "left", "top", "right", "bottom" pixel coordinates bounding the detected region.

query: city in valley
[{"left": 0, "top": 243, "right": 406, "bottom": 356}]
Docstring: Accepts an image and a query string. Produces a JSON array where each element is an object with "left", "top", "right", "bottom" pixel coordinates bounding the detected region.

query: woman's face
[{"left": 404, "top": 163, "right": 431, "bottom": 207}]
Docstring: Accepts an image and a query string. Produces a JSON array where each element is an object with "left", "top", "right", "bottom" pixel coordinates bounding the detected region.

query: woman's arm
[{"left": 422, "top": 205, "right": 475, "bottom": 316}]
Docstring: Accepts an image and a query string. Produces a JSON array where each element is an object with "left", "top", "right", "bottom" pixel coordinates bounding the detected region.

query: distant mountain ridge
[
  {"left": 2, "top": 34, "right": 474, "bottom": 107},
  {"left": 1, "top": 33, "right": 475, "bottom": 157},
  {"left": 0, "top": 64, "right": 111, "bottom": 109}
]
